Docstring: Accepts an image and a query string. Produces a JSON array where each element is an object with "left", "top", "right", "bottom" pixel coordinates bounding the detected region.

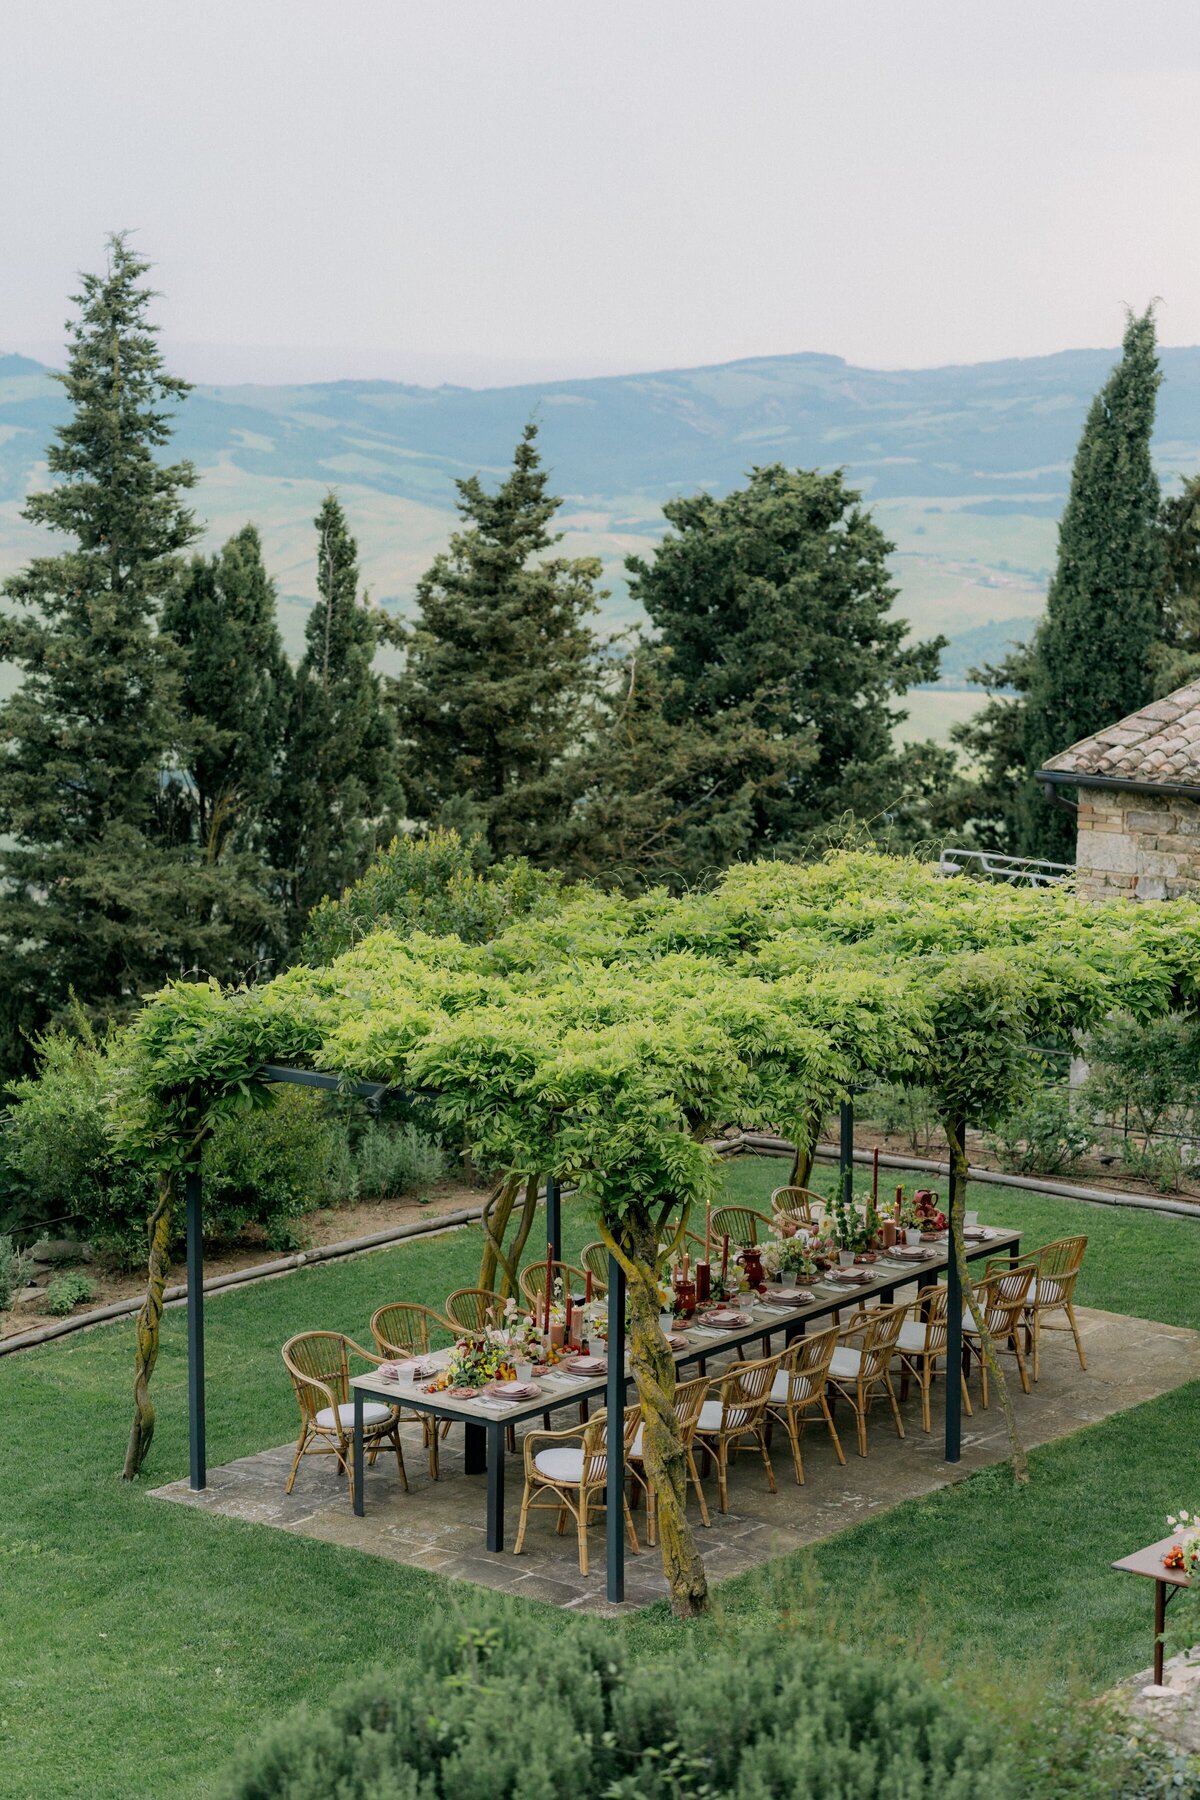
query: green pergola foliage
[{"left": 118, "top": 851, "right": 1200, "bottom": 1611}]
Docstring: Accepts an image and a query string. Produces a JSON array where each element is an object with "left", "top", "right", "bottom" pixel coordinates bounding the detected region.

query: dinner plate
[{"left": 565, "top": 1355, "right": 608, "bottom": 1374}]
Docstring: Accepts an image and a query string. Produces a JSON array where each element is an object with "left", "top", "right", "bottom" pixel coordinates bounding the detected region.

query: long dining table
[{"left": 349, "top": 1225, "right": 1023, "bottom": 1552}]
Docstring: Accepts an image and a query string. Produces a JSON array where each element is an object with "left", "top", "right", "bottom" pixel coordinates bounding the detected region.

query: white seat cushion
[
  {"left": 314, "top": 1401, "right": 393, "bottom": 1431},
  {"left": 1036, "top": 1277, "right": 1064, "bottom": 1303},
  {"left": 769, "top": 1371, "right": 813, "bottom": 1403},
  {"left": 697, "top": 1399, "right": 750, "bottom": 1433},
  {"left": 534, "top": 1445, "right": 585, "bottom": 1483},
  {"left": 896, "top": 1322, "right": 929, "bottom": 1354},
  {"left": 829, "top": 1347, "right": 863, "bottom": 1380}
]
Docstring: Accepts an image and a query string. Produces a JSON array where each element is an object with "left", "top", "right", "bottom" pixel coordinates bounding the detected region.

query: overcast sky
[{"left": 4, "top": 1, "right": 1200, "bottom": 387}]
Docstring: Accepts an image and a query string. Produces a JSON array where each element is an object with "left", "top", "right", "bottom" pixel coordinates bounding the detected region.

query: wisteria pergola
[{"left": 121, "top": 852, "right": 1200, "bottom": 1616}]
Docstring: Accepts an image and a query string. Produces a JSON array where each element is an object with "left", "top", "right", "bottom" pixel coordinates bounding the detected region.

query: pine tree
[
  {"left": 388, "top": 423, "right": 605, "bottom": 860},
  {"left": 627, "top": 465, "right": 945, "bottom": 852},
  {"left": 1151, "top": 472, "right": 1200, "bottom": 696},
  {"left": 162, "top": 525, "right": 292, "bottom": 859},
  {"left": 1019, "top": 309, "right": 1163, "bottom": 859},
  {"left": 0, "top": 235, "right": 276, "bottom": 1067},
  {"left": 272, "top": 495, "right": 399, "bottom": 931},
  {"left": 547, "top": 644, "right": 807, "bottom": 890}
]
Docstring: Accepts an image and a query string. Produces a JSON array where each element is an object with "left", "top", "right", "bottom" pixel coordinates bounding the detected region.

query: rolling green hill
[{"left": 3, "top": 345, "right": 1199, "bottom": 732}]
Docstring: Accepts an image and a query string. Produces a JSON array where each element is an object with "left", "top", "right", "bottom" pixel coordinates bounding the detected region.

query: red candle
[
  {"left": 585, "top": 1270, "right": 593, "bottom": 1304},
  {"left": 720, "top": 1233, "right": 729, "bottom": 1281},
  {"left": 872, "top": 1146, "right": 879, "bottom": 1203},
  {"left": 565, "top": 1293, "right": 573, "bottom": 1344},
  {"left": 545, "top": 1244, "right": 555, "bottom": 1326},
  {"left": 705, "top": 1201, "right": 712, "bottom": 1266}
]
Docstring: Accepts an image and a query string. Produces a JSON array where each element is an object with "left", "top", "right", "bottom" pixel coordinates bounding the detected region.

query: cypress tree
[
  {"left": 627, "top": 465, "right": 944, "bottom": 852},
  {"left": 388, "top": 422, "right": 605, "bottom": 860},
  {"left": 162, "top": 525, "right": 292, "bottom": 859},
  {"left": 1020, "top": 308, "right": 1163, "bottom": 859},
  {"left": 272, "top": 494, "right": 399, "bottom": 932},
  {"left": 0, "top": 235, "right": 259, "bottom": 1066}
]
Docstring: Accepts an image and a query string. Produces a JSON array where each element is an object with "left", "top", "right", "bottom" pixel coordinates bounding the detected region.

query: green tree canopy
[
  {"left": 387, "top": 423, "right": 605, "bottom": 861},
  {"left": 271, "top": 495, "right": 399, "bottom": 935},
  {"left": 162, "top": 524, "right": 292, "bottom": 859},
  {"left": 1019, "top": 308, "right": 1164, "bottom": 859},
  {"left": 0, "top": 234, "right": 275, "bottom": 1067},
  {"left": 627, "top": 466, "right": 945, "bottom": 850}
]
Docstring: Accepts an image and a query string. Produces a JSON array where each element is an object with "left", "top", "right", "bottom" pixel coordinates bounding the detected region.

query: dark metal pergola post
[
  {"left": 944, "top": 1115, "right": 967, "bottom": 1464},
  {"left": 544, "top": 1173, "right": 561, "bottom": 1259},
  {"left": 605, "top": 1253, "right": 627, "bottom": 1604},
  {"left": 186, "top": 1170, "right": 206, "bottom": 1491},
  {"left": 839, "top": 1098, "right": 855, "bottom": 1205}
]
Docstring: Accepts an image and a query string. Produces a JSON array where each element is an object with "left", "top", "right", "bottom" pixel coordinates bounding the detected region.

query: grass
[{"left": 0, "top": 1161, "right": 1196, "bottom": 1798}]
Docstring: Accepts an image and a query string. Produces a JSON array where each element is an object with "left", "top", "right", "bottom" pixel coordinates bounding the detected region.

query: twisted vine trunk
[
  {"left": 478, "top": 1171, "right": 523, "bottom": 1297},
  {"left": 945, "top": 1119, "right": 1028, "bottom": 1484},
  {"left": 122, "top": 1174, "right": 174, "bottom": 1481},
  {"left": 788, "top": 1105, "right": 823, "bottom": 1189},
  {"left": 602, "top": 1207, "right": 709, "bottom": 1618}
]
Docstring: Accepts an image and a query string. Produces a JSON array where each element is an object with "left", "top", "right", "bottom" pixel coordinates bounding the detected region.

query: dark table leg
[
  {"left": 464, "top": 1420, "right": 487, "bottom": 1475},
  {"left": 486, "top": 1421, "right": 505, "bottom": 1552},
  {"left": 1155, "top": 1579, "right": 1167, "bottom": 1685},
  {"left": 353, "top": 1389, "right": 365, "bottom": 1517}
]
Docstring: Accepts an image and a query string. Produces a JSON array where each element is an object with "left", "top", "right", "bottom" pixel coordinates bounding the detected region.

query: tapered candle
[
  {"left": 565, "top": 1293, "right": 573, "bottom": 1344},
  {"left": 705, "top": 1201, "right": 712, "bottom": 1266},
  {"left": 872, "top": 1146, "right": 879, "bottom": 1203},
  {"left": 545, "top": 1244, "right": 555, "bottom": 1326},
  {"left": 585, "top": 1270, "right": 593, "bottom": 1304},
  {"left": 721, "top": 1233, "right": 729, "bottom": 1281}
]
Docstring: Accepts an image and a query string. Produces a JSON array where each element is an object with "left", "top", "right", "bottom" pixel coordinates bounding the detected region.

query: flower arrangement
[
  {"left": 497, "top": 1298, "right": 544, "bottom": 1357},
  {"left": 807, "top": 1232, "right": 839, "bottom": 1269},
  {"left": 1164, "top": 1508, "right": 1200, "bottom": 1573},
  {"left": 761, "top": 1234, "right": 816, "bottom": 1280},
  {"left": 831, "top": 1189, "right": 883, "bottom": 1254},
  {"left": 433, "top": 1333, "right": 514, "bottom": 1390}
]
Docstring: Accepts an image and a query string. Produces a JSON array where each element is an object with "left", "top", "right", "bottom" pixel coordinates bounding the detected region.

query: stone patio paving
[{"left": 152, "top": 1305, "right": 1200, "bottom": 1614}]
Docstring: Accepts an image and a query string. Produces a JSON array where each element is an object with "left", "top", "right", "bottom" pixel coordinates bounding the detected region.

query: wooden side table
[{"left": 1112, "top": 1535, "right": 1194, "bottom": 1684}]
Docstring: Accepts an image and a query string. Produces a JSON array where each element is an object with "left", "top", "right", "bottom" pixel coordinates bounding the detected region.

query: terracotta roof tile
[{"left": 1040, "top": 679, "right": 1200, "bottom": 788}]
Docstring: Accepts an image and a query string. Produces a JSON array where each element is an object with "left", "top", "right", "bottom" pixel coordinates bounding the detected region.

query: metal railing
[{"left": 938, "top": 847, "right": 1073, "bottom": 887}]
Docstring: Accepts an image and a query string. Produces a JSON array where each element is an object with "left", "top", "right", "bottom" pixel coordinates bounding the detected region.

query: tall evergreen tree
[
  {"left": 272, "top": 495, "right": 399, "bottom": 931},
  {"left": 162, "top": 524, "right": 292, "bottom": 858},
  {"left": 388, "top": 423, "right": 605, "bottom": 860},
  {"left": 1019, "top": 308, "right": 1163, "bottom": 859},
  {"left": 1151, "top": 471, "right": 1200, "bottom": 696},
  {"left": 0, "top": 235, "right": 275, "bottom": 1067},
  {"left": 627, "top": 465, "right": 945, "bottom": 851}
]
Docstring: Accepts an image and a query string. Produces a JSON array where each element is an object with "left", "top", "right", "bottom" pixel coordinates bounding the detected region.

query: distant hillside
[{"left": 3, "top": 346, "right": 1199, "bottom": 696}]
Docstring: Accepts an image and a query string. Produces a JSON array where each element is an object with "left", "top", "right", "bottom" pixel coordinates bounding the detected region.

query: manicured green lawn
[{"left": 0, "top": 1162, "right": 1196, "bottom": 1799}]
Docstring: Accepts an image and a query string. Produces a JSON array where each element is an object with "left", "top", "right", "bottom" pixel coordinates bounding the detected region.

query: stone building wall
[{"left": 1075, "top": 789, "right": 1200, "bottom": 901}]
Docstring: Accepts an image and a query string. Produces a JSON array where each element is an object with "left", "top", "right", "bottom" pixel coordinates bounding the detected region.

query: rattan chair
[
  {"left": 444, "top": 1287, "right": 506, "bottom": 1333},
  {"left": 281, "top": 1330, "right": 406, "bottom": 1507},
  {"left": 517, "top": 1259, "right": 590, "bottom": 1311},
  {"left": 513, "top": 1405, "right": 641, "bottom": 1575},
  {"left": 710, "top": 1204, "right": 774, "bottom": 1248},
  {"left": 579, "top": 1242, "right": 612, "bottom": 1294},
  {"left": 961, "top": 1266, "right": 1034, "bottom": 1406},
  {"left": 828, "top": 1302, "right": 907, "bottom": 1458},
  {"left": 988, "top": 1236, "right": 1088, "bottom": 1380},
  {"left": 895, "top": 1285, "right": 973, "bottom": 1434},
  {"left": 764, "top": 1322, "right": 845, "bottom": 1482},
  {"left": 627, "top": 1374, "right": 711, "bottom": 1542},
  {"left": 370, "top": 1302, "right": 451, "bottom": 1478},
  {"left": 693, "top": 1350, "right": 782, "bottom": 1512},
  {"left": 770, "top": 1186, "right": 825, "bottom": 1228}
]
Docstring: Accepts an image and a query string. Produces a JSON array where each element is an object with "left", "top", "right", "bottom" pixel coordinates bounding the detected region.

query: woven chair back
[
  {"left": 282, "top": 1330, "right": 351, "bottom": 1421},
  {"left": 771, "top": 1186, "right": 822, "bottom": 1226},
  {"left": 370, "top": 1302, "right": 432, "bottom": 1358},
  {"left": 856, "top": 1304, "right": 906, "bottom": 1380},
  {"left": 580, "top": 1405, "right": 641, "bottom": 1484},
  {"left": 579, "top": 1242, "right": 611, "bottom": 1290},
  {"left": 711, "top": 1204, "right": 768, "bottom": 1248},
  {"left": 975, "top": 1266, "right": 1034, "bottom": 1336},
  {"left": 717, "top": 1350, "right": 780, "bottom": 1430},
  {"left": 782, "top": 1322, "right": 839, "bottom": 1402},
  {"left": 517, "top": 1260, "right": 589, "bottom": 1309},
  {"left": 444, "top": 1288, "right": 505, "bottom": 1333},
  {"left": 1035, "top": 1235, "right": 1087, "bottom": 1282}
]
